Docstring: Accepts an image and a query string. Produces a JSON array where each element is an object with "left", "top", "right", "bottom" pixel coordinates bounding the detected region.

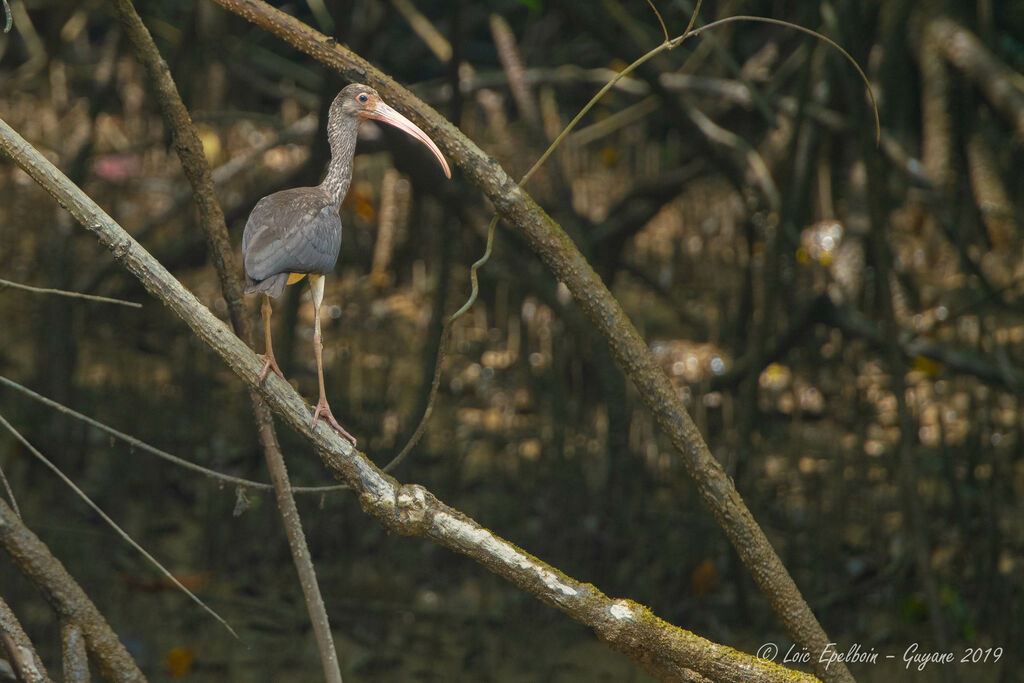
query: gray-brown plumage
[
  {"left": 241, "top": 84, "right": 451, "bottom": 443},
  {"left": 243, "top": 189, "right": 343, "bottom": 298}
]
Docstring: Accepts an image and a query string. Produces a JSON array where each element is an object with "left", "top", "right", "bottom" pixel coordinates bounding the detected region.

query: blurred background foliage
[{"left": 1, "top": 0, "right": 1023, "bottom": 680}]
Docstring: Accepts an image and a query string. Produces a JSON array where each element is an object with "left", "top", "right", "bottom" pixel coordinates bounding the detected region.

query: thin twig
[
  {"left": 0, "top": 374, "right": 347, "bottom": 494},
  {"left": 448, "top": 215, "right": 498, "bottom": 323},
  {"left": 0, "top": 457, "right": 18, "bottom": 518},
  {"left": 0, "top": 411, "right": 238, "bottom": 638},
  {"left": 0, "top": 277, "right": 142, "bottom": 308},
  {"left": 646, "top": 0, "right": 669, "bottom": 44}
]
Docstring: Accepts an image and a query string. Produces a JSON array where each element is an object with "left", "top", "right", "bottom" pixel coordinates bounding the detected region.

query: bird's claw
[
  {"left": 311, "top": 396, "right": 357, "bottom": 445},
  {"left": 258, "top": 353, "right": 285, "bottom": 382}
]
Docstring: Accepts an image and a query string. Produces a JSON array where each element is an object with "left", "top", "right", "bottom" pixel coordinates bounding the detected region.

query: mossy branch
[
  {"left": 202, "top": 1, "right": 852, "bottom": 680},
  {"left": 0, "top": 113, "right": 816, "bottom": 683}
]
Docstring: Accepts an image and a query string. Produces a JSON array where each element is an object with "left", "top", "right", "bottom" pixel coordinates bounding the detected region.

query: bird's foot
[
  {"left": 257, "top": 353, "right": 285, "bottom": 382},
  {"left": 311, "top": 395, "right": 357, "bottom": 445}
]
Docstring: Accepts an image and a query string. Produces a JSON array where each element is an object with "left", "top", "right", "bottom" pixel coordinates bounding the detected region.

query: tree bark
[
  {"left": 202, "top": 2, "right": 849, "bottom": 679},
  {"left": 0, "top": 498, "right": 144, "bottom": 682},
  {"left": 1, "top": 111, "right": 817, "bottom": 683}
]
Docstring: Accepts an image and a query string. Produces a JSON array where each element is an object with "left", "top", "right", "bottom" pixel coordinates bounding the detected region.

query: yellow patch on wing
[{"left": 287, "top": 272, "right": 307, "bottom": 285}]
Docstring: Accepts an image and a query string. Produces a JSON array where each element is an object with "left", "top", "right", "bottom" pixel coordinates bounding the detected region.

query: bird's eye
[{"left": 357, "top": 94, "right": 368, "bottom": 103}]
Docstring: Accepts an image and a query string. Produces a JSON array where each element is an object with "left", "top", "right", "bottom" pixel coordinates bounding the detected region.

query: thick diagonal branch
[
  {"left": 0, "top": 114, "right": 817, "bottom": 683},
  {"left": 203, "top": 1, "right": 848, "bottom": 680}
]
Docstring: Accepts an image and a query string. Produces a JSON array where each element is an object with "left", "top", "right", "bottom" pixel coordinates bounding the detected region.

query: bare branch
[
  {"left": 0, "top": 277, "right": 142, "bottom": 308},
  {"left": 0, "top": 108, "right": 815, "bottom": 683},
  {"left": 196, "top": 2, "right": 846, "bottom": 678},
  {"left": 0, "top": 596, "right": 51, "bottom": 683},
  {"left": 646, "top": 0, "right": 670, "bottom": 44},
  {"left": 0, "top": 496, "right": 145, "bottom": 682}
]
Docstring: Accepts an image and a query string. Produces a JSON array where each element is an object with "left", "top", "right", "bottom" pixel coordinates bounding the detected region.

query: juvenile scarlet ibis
[{"left": 242, "top": 84, "right": 451, "bottom": 443}]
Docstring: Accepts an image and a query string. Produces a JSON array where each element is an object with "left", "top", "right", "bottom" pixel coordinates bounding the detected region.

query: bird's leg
[
  {"left": 308, "top": 275, "right": 357, "bottom": 445},
  {"left": 258, "top": 295, "right": 285, "bottom": 381}
]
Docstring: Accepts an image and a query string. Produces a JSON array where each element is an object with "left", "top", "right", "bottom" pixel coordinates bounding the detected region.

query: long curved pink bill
[{"left": 367, "top": 102, "right": 452, "bottom": 179}]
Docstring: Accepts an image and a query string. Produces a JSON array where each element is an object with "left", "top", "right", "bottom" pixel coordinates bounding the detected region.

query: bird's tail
[{"left": 244, "top": 272, "right": 289, "bottom": 299}]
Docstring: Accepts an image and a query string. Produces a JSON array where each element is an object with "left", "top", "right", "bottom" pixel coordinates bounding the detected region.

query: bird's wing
[{"left": 242, "top": 188, "right": 342, "bottom": 282}]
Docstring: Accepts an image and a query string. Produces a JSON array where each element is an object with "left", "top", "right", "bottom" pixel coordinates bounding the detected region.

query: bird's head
[{"left": 331, "top": 84, "right": 451, "bottom": 179}]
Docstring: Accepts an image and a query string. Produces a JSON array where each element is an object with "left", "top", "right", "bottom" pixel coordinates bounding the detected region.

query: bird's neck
[{"left": 320, "top": 116, "right": 360, "bottom": 206}]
